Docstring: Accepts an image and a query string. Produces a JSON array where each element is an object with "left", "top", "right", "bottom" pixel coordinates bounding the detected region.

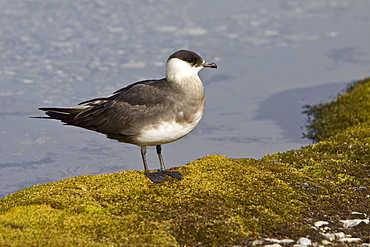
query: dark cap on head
[
  {"left": 168, "top": 50, "right": 217, "bottom": 69},
  {"left": 168, "top": 50, "right": 204, "bottom": 66}
]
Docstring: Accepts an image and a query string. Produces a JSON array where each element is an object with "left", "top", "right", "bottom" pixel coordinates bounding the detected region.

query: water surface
[{"left": 1, "top": 0, "right": 370, "bottom": 197}]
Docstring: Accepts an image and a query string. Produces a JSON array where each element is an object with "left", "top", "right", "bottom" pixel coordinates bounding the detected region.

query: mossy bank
[{"left": 1, "top": 78, "right": 369, "bottom": 246}]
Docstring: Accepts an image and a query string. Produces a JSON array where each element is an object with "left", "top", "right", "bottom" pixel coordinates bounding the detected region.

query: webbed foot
[
  {"left": 164, "top": 171, "right": 183, "bottom": 180},
  {"left": 146, "top": 171, "right": 168, "bottom": 183}
]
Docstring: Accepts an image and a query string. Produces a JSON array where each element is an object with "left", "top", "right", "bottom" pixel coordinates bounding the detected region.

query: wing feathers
[{"left": 38, "top": 78, "right": 177, "bottom": 140}]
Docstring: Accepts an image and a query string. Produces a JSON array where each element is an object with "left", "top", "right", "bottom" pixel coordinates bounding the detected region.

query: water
[{"left": 1, "top": 0, "right": 370, "bottom": 197}]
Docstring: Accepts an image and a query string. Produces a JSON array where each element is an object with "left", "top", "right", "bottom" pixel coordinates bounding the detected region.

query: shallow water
[{"left": 1, "top": 0, "right": 370, "bottom": 197}]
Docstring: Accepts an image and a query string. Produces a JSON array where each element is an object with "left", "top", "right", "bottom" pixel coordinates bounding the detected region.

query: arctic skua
[{"left": 37, "top": 50, "right": 217, "bottom": 183}]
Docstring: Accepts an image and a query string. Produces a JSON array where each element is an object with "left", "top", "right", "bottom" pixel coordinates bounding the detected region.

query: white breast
[{"left": 136, "top": 111, "right": 203, "bottom": 146}]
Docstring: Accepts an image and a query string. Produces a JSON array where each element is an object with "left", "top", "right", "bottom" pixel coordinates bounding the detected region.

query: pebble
[
  {"left": 263, "top": 238, "right": 295, "bottom": 245},
  {"left": 340, "top": 219, "right": 369, "bottom": 228},
  {"left": 297, "top": 237, "right": 312, "bottom": 246},
  {"left": 314, "top": 220, "right": 329, "bottom": 229},
  {"left": 321, "top": 240, "right": 332, "bottom": 245},
  {"left": 334, "top": 232, "right": 346, "bottom": 239},
  {"left": 351, "top": 211, "right": 367, "bottom": 218},
  {"left": 252, "top": 240, "right": 264, "bottom": 246},
  {"left": 321, "top": 233, "right": 335, "bottom": 241},
  {"left": 263, "top": 238, "right": 278, "bottom": 244},
  {"left": 251, "top": 215, "right": 369, "bottom": 247},
  {"left": 338, "top": 237, "right": 362, "bottom": 243},
  {"left": 279, "top": 239, "right": 295, "bottom": 244}
]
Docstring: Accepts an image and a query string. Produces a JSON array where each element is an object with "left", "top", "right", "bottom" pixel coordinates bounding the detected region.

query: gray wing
[{"left": 74, "top": 78, "right": 176, "bottom": 137}]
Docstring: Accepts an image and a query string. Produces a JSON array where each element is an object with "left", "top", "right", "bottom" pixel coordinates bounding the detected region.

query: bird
[{"left": 37, "top": 50, "right": 217, "bottom": 183}]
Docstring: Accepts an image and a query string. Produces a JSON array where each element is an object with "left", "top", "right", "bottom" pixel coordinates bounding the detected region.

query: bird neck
[
  {"left": 166, "top": 59, "right": 204, "bottom": 96},
  {"left": 169, "top": 75, "right": 204, "bottom": 96}
]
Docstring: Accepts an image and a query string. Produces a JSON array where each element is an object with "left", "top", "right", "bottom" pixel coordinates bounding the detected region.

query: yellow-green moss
[
  {"left": 264, "top": 121, "right": 370, "bottom": 218},
  {"left": 0, "top": 156, "right": 311, "bottom": 246},
  {"left": 1, "top": 78, "right": 370, "bottom": 246},
  {"left": 304, "top": 77, "right": 370, "bottom": 141}
]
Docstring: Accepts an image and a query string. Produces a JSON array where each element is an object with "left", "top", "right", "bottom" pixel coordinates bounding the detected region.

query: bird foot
[
  {"left": 164, "top": 170, "right": 183, "bottom": 180},
  {"left": 146, "top": 171, "right": 168, "bottom": 183}
]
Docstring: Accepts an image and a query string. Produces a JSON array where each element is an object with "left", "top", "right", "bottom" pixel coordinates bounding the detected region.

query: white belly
[{"left": 136, "top": 115, "right": 202, "bottom": 146}]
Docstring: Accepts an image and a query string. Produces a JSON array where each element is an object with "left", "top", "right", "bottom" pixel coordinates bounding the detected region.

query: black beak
[{"left": 202, "top": 61, "right": 217, "bottom": 69}]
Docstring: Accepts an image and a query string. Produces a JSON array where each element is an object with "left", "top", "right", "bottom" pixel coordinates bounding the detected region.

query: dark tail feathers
[{"left": 37, "top": 107, "right": 86, "bottom": 125}]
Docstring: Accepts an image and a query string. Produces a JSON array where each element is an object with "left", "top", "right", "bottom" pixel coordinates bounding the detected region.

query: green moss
[
  {"left": 304, "top": 77, "right": 370, "bottom": 141},
  {"left": 0, "top": 156, "right": 310, "bottom": 246},
  {"left": 1, "top": 78, "right": 370, "bottom": 246},
  {"left": 264, "top": 121, "right": 370, "bottom": 218}
]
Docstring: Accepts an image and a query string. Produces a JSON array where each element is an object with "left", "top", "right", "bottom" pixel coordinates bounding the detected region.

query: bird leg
[
  {"left": 140, "top": 146, "right": 167, "bottom": 183},
  {"left": 156, "top": 145, "right": 166, "bottom": 171},
  {"left": 156, "top": 145, "right": 182, "bottom": 180}
]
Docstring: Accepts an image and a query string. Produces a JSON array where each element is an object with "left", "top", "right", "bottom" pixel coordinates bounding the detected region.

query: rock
[
  {"left": 321, "top": 233, "right": 335, "bottom": 241},
  {"left": 297, "top": 237, "right": 312, "bottom": 246},
  {"left": 263, "top": 238, "right": 280, "bottom": 243},
  {"left": 334, "top": 232, "right": 345, "bottom": 239},
  {"left": 279, "top": 239, "right": 295, "bottom": 244},
  {"left": 252, "top": 240, "right": 264, "bottom": 246},
  {"left": 321, "top": 239, "right": 332, "bottom": 245},
  {"left": 338, "top": 237, "right": 362, "bottom": 243},
  {"left": 351, "top": 211, "right": 367, "bottom": 218},
  {"left": 340, "top": 219, "right": 369, "bottom": 228},
  {"left": 263, "top": 238, "right": 295, "bottom": 245},
  {"left": 314, "top": 220, "right": 329, "bottom": 229}
]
